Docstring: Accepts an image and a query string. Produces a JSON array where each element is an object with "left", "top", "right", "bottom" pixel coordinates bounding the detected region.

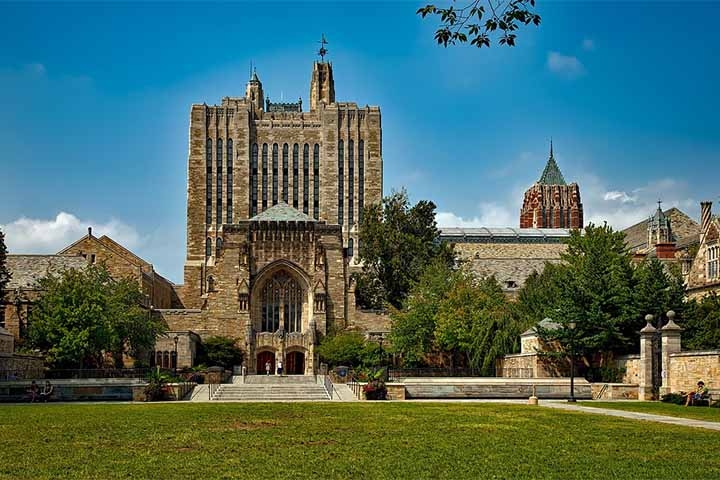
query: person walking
[
  {"left": 265, "top": 360, "right": 271, "bottom": 376},
  {"left": 277, "top": 359, "right": 283, "bottom": 376}
]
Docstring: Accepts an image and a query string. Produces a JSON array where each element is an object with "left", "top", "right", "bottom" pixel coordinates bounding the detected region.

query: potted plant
[{"left": 362, "top": 369, "right": 387, "bottom": 400}]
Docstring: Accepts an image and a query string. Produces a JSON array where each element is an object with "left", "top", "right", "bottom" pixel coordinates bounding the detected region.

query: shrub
[
  {"left": 660, "top": 392, "right": 685, "bottom": 405},
  {"left": 197, "top": 337, "right": 243, "bottom": 369}
]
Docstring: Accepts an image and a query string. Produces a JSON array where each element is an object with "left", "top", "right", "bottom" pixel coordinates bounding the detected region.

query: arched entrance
[
  {"left": 257, "top": 351, "right": 275, "bottom": 375},
  {"left": 285, "top": 351, "right": 305, "bottom": 375}
]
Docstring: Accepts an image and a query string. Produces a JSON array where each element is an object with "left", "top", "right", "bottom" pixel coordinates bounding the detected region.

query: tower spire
[
  {"left": 550, "top": 138, "right": 554, "bottom": 158},
  {"left": 538, "top": 142, "right": 566, "bottom": 185},
  {"left": 317, "top": 34, "right": 328, "bottom": 62}
]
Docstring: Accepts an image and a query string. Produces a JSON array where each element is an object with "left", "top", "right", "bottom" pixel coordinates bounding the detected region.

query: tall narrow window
[
  {"left": 250, "top": 143, "right": 258, "bottom": 217},
  {"left": 313, "top": 144, "right": 320, "bottom": 219},
  {"left": 227, "top": 139, "right": 233, "bottom": 223},
  {"left": 303, "top": 144, "right": 310, "bottom": 214},
  {"left": 359, "top": 140, "right": 365, "bottom": 223},
  {"left": 206, "top": 139, "right": 212, "bottom": 224},
  {"left": 272, "top": 144, "right": 279, "bottom": 205},
  {"left": 216, "top": 237, "right": 223, "bottom": 257},
  {"left": 709, "top": 245, "right": 719, "bottom": 280},
  {"left": 338, "top": 140, "right": 344, "bottom": 225},
  {"left": 348, "top": 139, "right": 354, "bottom": 226},
  {"left": 292, "top": 144, "right": 299, "bottom": 209},
  {"left": 348, "top": 238, "right": 354, "bottom": 258},
  {"left": 282, "top": 144, "right": 289, "bottom": 203},
  {"left": 205, "top": 237, "right": 212, "bottom": 257},
  {"left": 262, "top": 143, "right": 268, "bottom": 211},
  {"left": 216, "top": 138, "right": 223, "bottom": 224}
]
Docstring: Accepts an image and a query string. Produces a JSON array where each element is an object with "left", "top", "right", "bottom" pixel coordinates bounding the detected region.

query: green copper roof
[
  {"left": 250, "top": 202, "right": 316, "bottom": 222},
  {"left": 538, "top": 141, "right": 567, "bottom": 185}
]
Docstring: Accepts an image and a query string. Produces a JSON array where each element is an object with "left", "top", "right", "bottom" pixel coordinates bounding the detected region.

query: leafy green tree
[
  {"left": 355, "top": 189, "right": 454, "bottom": 309},
  {"left": 27, "top": 265, "right": 165, "bottom": 368},
  {"left": 0, "top": 228, "right": 9, "bottom": 295},
  {"left": 389, "top": 259, "right": 460, "bottom": 366},
  {"left": 514, "top": 262, "right": 564, "bottom": 327},
  {"left": 435, "top": 275, "right": 523, "bottom": 374},
  {"left": 682, "top": 293, "right": 720, "bottom": 350},
  {"left": 417, "top": 0, "right": 541, "bottom": 48},
  {"left": 317, "top": 331, "right": 366, "bottom": 367},
  {"left": 198, "top": 336, "right": 243, "bottom": 369},
  {"left": 631, "top": 259, "right": 686, "bottom": 335}
]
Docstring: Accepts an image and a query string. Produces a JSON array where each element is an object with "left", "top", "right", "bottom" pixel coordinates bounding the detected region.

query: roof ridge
[{"left": 250, "top": 202, "right": 316, "bottom": 222}]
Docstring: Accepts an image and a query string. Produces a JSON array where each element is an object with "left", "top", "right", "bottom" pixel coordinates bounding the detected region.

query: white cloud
[
  {"left": 437, "top": 202, "right": 515, "bottom": 228},
  {"left": 1, "top": 212, "right": 140, "bottom": 254},
  {"left": 603, "top": 190, "right": 637, "bottom": 203},
  {"left": 582, "top": 38, "right": 595, "bottom": 51},
  {"left": 547, "top": 51, "right": 586, "bottom": 78}
]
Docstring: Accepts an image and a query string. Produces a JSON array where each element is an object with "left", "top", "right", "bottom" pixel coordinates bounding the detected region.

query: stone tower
[
  {"left": 520, "top": 142, "right": 583, "bottom": 229},
  {"left": 309, "top": 61, "right": 335, "bottom": 112},
  {"left": 647, "top": 202, "right": 673, "bottom": 246},
  {"left": 245, "top": 69, "right": 264, "bottom": 111}
]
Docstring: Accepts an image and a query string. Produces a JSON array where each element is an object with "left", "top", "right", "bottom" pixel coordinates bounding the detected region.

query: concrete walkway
[{"left": 541, "top": 400, "right": 720, "bottom": 431}]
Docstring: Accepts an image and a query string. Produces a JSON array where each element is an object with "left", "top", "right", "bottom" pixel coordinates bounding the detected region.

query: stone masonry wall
[
  {"left": 668, "top": 351, "right": 720, "bottom": 393},
  {"left": 615, "top": 354, "right": 640, "bottom": 385}
]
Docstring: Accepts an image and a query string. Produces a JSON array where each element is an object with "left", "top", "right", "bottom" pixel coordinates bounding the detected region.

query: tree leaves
[
  {"left": 418, "top": 0, "right": 541, "bottom": 49},
  {"left": 0, "top": 228, "right": 9, "bottom": 294}
]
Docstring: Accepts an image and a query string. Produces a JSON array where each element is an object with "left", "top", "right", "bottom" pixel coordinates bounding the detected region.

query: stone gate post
[
  {"left": 639, "top": 319, "right": 657, "bottom": 401},
  {"left": 660, "top": 311, "right": 683, "bottom": 396}
]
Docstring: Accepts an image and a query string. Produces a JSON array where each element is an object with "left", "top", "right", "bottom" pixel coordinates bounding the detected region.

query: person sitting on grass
[
  {"left": 685, "top": 381, "right": 708, "bottom": 406},
  {"left": 39, "top": 381, "right": 54, "bottom": 403}
]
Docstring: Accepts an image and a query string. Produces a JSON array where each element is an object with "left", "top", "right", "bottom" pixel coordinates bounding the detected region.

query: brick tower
[{"left": 520, "top": 142, "right": 583, "bottom": 229}]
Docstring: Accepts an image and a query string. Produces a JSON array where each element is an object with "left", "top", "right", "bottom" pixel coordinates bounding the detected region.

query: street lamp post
[
  {"left": 568, "top": 321, "right": 577, "bottom": 403},
  {"left": 173, "top": 335, "right": 179, "bottom": 375}
]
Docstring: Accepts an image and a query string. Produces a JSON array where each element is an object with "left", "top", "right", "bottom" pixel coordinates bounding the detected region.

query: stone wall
[
  {"left": 615, "top": 354, "right": 640, "bottom": 385},
  {"left": 0, "top": 353, "right": 45, "bottom": 379},
  {"left": 350, "top": 309, "right": 391, "bottom": 334},
  {"left": 668, "top": 351, "right": 720, "bottom": 393}
]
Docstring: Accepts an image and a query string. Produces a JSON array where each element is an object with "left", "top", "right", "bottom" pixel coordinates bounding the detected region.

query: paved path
[{"left": 542, "top": 401, "right": 720, "bottom": 431}]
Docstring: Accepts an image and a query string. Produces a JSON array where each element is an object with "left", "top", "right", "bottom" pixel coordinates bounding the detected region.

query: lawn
[
  {"left": 1, "top": 402, "right": 719, "bottom": 479},
  {"left": 581, "top": 401, "right": 720, "bottom": 422}
]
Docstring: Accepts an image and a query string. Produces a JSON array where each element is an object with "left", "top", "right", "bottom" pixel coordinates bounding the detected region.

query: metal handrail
[
  {"left": 594, "top": 383, "right": 609, "bottom": 400},
  {"left": 208, "top": 382, "right": 220, "bottom": 400}
]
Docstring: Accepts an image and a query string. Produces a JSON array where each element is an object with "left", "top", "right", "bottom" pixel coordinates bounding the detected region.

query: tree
[
  {"left": 27, "top": 265, "right": 165, "bottom": 368},
  {"left": 417, "top": 0, "right": 541, "bottom": 48},
  {"left": 631, "top": 258, "right": 686, "bottom": 335},
  {"left": 355, "top": 189, "right": 454, "bottom": 309},
  {"left": 316, "top": 331, "right": 381, "bottom": 368},
  {"left": 198, "top": 336, "right": 243, "bottom": 369},
  {"left": 389, "top": 258, "right": 459, "bottom": 366},
  {"left": 434, "top": 274, "right": 523, "bottom": 375},
  {"left": 0, "top": 228, "right": 9, "bottom": 295},
  {"left": 683, "top": 293, "right": 720, "bottom": 350}
]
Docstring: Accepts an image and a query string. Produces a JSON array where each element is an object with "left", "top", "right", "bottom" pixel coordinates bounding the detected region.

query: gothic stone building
[
  {"left": 519, "top": 142, "right": 583, "bottom": 229},
  {"left": 159, "top": 60, "right": 383, "bottom": 374}
]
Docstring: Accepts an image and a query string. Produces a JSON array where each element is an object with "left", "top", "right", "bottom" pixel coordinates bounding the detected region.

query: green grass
[
  {"left": 1, "top": 402, "right": 719, "bottom": 479},
  {"left": 581, "top": 401, "right": 720, "bottom": 422}
]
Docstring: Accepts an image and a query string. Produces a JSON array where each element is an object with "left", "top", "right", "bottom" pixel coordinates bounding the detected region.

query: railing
[
  {"left": 0, "top": 368, "right": 157, "bottom": 381},
  {"left": 172, "top": 381, "right": 195, "bottom": 401},
  {"left": 208, "top": 382, "right": 220, "bottom": 400},
  {"left": 346, "top": 373, "right": 364, "bottom": 400},
  {"left": 319, "top": 374, "right": 334, "bottom": 399},
  {"left": 594, "top": 383, "right": 609, "bottom": 400}
]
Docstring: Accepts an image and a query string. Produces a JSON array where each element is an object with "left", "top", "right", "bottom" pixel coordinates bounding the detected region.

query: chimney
[
  {"left": 700, "top": 201, "right": 712, "bottom": 244},
  {"left": 87, "top": 226, "right": 93, "bottom": 237}
]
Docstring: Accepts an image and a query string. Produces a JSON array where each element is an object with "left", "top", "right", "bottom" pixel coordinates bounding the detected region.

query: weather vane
[{"left": 318, "top": 34, "right": 328, "bottom": 61}]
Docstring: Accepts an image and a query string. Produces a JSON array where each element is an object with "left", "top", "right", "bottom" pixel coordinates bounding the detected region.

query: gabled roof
[
  {"left": 97, "top": 235, "right": 150, "bottom": 269},
  {"left": 622, "top": 207, "right": 700, "bottom": 252},
  {"left": 6, "top": 255, "right": 87, "bottom": 289},
  {"left": 250, "top": 202, "right": 316, "bottom": 222},
  {"left": 538, "top": 142, "right": 567, "bottom": 185}
]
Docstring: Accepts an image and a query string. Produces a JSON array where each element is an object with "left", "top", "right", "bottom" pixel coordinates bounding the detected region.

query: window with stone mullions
[
  {"left": 250, "top": 143, "right": 258, "bottom": 217},
  {"left": 216, "top": 139, "right": 223, "bottom": 224},
  {"left": 348, "top": 139, "right": 354, "bottom": 226},
  {"left": 227, "top": 139, "right": 233, "bottom": 223},
  {"left": 282, "top": 144, "right": 289, "bottom": 203},
  {"left": 206, "top": 139, "right": 213, "bottom": 224},
  {"left": 338, "top": 140, "right": 344, "bottom": 225},
  {"left": 303, "top": 144, "right": 310, "bottom": 214},
  {"left": 262, "top": 144, "right": 268, "bottom": 210},
  {"left": 313, "top": 144, "right": 320, "bottom": 219},
  {"left": 709, "top": 245, "right": 719, "bottom": 280},
  {"left": 359, "top": 139, "right": 364, "bottom": 223},
  {"left": 272, "top": 143, "right": 279, "bottom": 206},
  {"left": 292, "top": 144, "right": 299, "bottom": 209}
]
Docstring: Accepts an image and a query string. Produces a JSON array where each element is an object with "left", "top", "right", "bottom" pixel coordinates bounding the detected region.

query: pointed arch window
[
  {"left": 313, "top": 144, "right": 320, "bottom": 219},
  {"left": 282, "top": 143, "right": 289, "bottom": 203},
  {"left": 205, "top": 237, "right": 212, "bottom": 257},
  {"left": 227, "top": 139, "right": 233, "bottom": 223},
  {"left": 260, "top": 272, "right": 303, "bottom": 333},
  {"left": 216, "top": 138, "right": 223, "bottom": 224},
  {"left": 359, "top": 139, "right": 365, "bottom": 223},
  {"left": 272, "top": 144, "right": 279, "bottom": 205},
  {"left": 303, "top": 144, "right": 310, "bottom": 214},
  {"left": 206, "top": 139, "right": 212, "bottom": 224},
  {"left": 262, "top": 143, "right": 268, "bottom": 211},
  {"left": 348, "top": 238, "right": 354, "bottom": 258},
  {"left": 338, "top": 140, "right": 344, "bottom": 225},
  {"left": 250, "top": 143, "right": 258, "bottom": 217},
  {"left": 348, "top": 139, "right": 354, "bottom": 226},
  {"left": 216, "top": 237, "right": 223, "bottom": 257},
  {"left": 292, "top": 144, "right": 299, "bottom": 209}
]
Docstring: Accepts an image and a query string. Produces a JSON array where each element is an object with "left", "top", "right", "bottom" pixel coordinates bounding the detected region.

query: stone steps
[
  {"left": 243, "top": 375, "right": 317, "bottom": 385},
  {"left": 212, "top": 383, "right": 330, "bottom": 401}
]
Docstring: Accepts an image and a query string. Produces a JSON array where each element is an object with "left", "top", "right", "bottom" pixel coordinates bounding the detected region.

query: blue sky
[{"left": 1, "top": 1, "right": 719, "bottom": 282}]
